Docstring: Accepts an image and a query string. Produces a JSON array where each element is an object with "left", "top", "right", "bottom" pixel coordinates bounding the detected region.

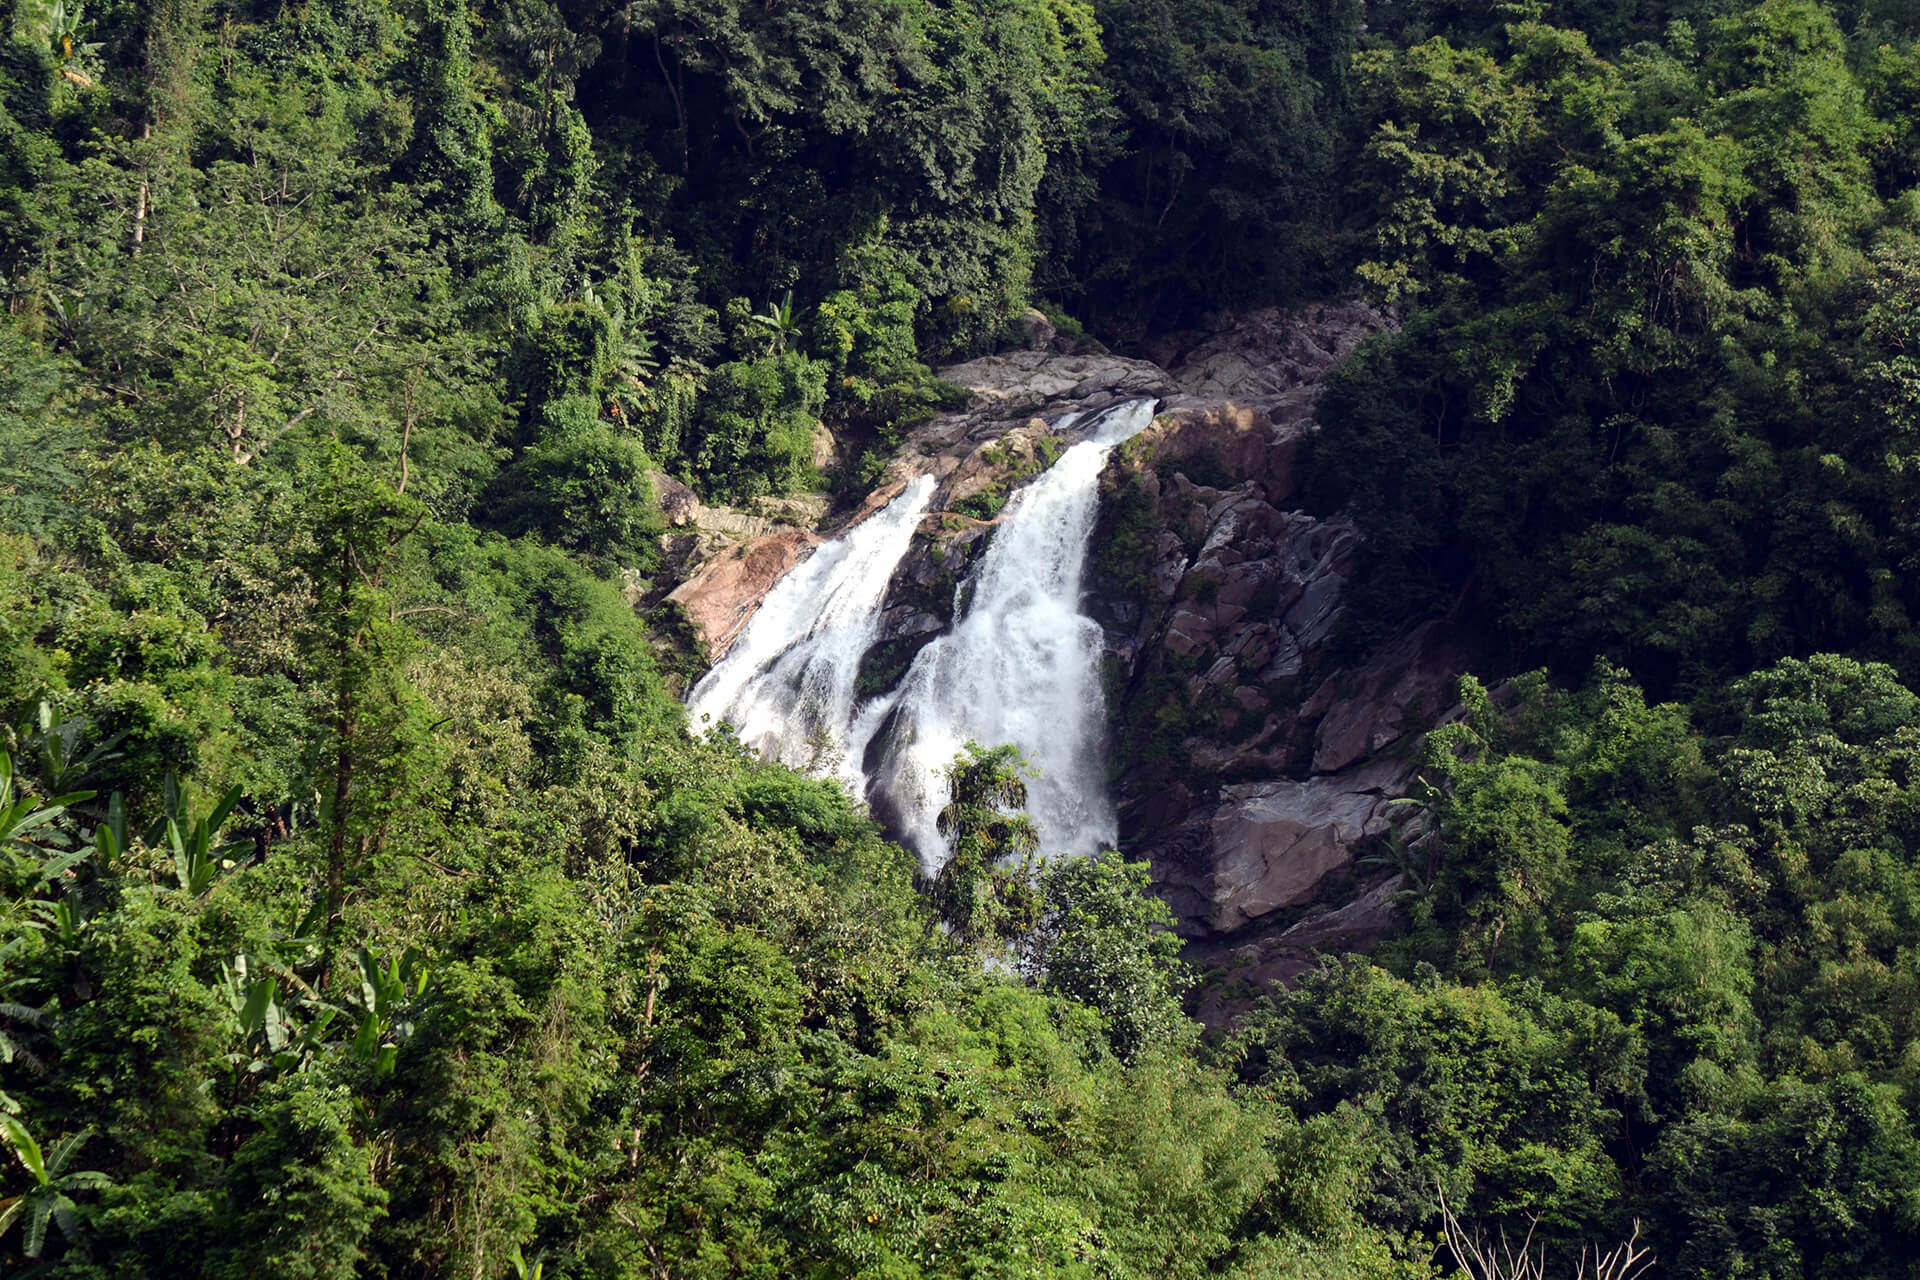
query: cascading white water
[
  {"left": 852, "top": 399, "right": 1158, "bottom": 870},
  {"left": 684, "top": 401, "right": 1156, "bottom": 872},
  {"left": 687, "top": 475, "right": 936, "bottom": 790}
]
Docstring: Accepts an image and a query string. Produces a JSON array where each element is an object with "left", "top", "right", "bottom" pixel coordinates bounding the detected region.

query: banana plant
[
  {"left": 0, "top": 752, "right": 93, "bottom": 857},
  {"left": 350, "top": 946, "right": 430, "bottom": 1076},
  {"left": 42, "top": 0, "right": 103, "bottom": 63},
  {"left": 39, "top": 292, "right": 87, "bottom": 351},
  {"left": 89, "top": 792, "right": 127, "bottom": 872},
  {"left": 508, "top": 1242, "right": 546, "bottom": 1280},
  {"left": 218, "top": 953, "right": 339, "bottom": 1078},
  {"left": 18, "top": 702, "right": 120, "bottom": 798},
  {"left": 146, "top": 774, "right": 247, "bottom": 897},
  {"left": 0, "top": 949, "right": 49, "bottom": 1079},
  {"left": 750, "top": 289, "right": 803, "bottom": 355},
  {"left": 613, "top": 327, "right": 659, "bottom": 384},
  {"left": 0, "top": 1118, "right": 108, "bottom": 1260},
  {"left": 1, "top": 752, "right": 95, "bottom": 928},
  {"left": 216, "top": 944, "right": 430, "bottom": 1081}
]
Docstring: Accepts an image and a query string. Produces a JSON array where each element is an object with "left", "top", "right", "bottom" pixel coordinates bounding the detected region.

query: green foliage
[
  {"left": 214, "top": 1077, "right": 388, "bottom": 1280},
  {"left": 585, "top": 0, "right": 1109, "bottom": 355},
  {"left": 490, "top": 419, "right": 664, "bottom": 565},
  {"left": 0, "top": 1115, "right": 109, "bottom": 1259},
  {"left": 9, "top": 0, "right": 1920, "bottom": 1275},
  {"left": 0, "top": 330, "right": 82, "bottom": 539},
  {"left": 931, "top": 742, "right": 1043, "bottom": 947},
  {"left": 1072, "top": 0, "right": 1357, "bottom": 333},
  {"left": 684, "top": 352, "right": 827, "bottom": 501},
  {"left": 1237, "top": 959, "right": 1641, "bottom": 1245},
  {"left": 810, "top": 276, "right": 964, "bottom": 472},
  {"left": 1304, "top": 1, "right": 1920, "bottom": 693},
  {"left": 1025, "top": 855, "right": 1191, "bottom": 1060},
  {"left": 1253, "top": 655, "right": 1920, "bottom": 1271}
]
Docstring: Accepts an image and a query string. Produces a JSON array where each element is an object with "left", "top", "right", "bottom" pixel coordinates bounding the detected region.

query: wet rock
[
  {"left": 854, "top": 606, "right": 948, "bottom": 703},
  {"left": 941, "top": 420, "right": 1051, "bottom": 515}
]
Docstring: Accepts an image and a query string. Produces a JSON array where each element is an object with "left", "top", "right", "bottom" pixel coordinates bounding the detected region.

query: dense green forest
[{"left": 6, "top": 0, "right": 1920, "bottom": 1274}]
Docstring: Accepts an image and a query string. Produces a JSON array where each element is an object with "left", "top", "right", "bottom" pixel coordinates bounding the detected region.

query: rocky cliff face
[{"left": 1077, "top": 303, "right": 1476, "bottom": 1005}]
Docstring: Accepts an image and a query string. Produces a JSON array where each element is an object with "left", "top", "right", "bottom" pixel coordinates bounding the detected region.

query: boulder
[
  {"left": 1307, "top": 622, "right": 1463, "bottom": 774},
  {"left": 810, "top": 418, "right": 838, "bottom": 472},
  {"left": 651, "top": 470, "right": 700, "bottom": 528},
  {"left": 1010, "top": 308, "right": 1056, "bottom": 351},
  {"left": 1192, "top": 757, "right": 1410, "bottom": 933}
]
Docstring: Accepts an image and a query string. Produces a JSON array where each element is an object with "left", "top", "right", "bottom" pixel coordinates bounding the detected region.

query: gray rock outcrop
[
  {"left": 1092, "top": 414, "right": 1467, "bottom": 942},
  {"left": 1146, "top": 299, "right": 1392, "bottom": 411},
  {"left": 936, "top": 349, "right": 1175, "bottom": 424},
  {"left": 1079, "top": 301, "right": 1475, "bottom": 968}
]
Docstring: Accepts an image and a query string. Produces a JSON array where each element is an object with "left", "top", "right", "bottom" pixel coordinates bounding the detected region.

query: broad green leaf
[
  {"left": 1, "top": 1116, "right": 48, "bottom": 1185},
  {"left": 42, "top": 1127, "right": 88, "bottom": 1177}
]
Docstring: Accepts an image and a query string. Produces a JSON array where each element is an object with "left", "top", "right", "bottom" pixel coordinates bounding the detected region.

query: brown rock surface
[{"left": 666, "top": 530, "right": 820, "bottom": 659}]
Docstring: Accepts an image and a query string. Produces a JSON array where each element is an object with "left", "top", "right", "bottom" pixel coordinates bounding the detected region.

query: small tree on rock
[{"left": 931, "top": 743, "right": 1041, "bottom": 947}]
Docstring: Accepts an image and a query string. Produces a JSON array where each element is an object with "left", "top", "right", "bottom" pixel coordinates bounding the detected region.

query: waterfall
[
  {"left": 687, "top": 475, "right": 937, "bottom": 790},
  {"left": 853, "top": 399, "right": 1158, "bottom": 870},
  {"left": 685, "top": 400, "right": 1158, "bottom": 874}
]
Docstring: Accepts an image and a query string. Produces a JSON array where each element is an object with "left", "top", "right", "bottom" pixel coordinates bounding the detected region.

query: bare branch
[{"left": 1436, "top": 1185, "right": 1651, "bottom": 1280}]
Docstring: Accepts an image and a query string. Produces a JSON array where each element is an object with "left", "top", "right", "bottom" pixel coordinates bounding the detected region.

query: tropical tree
[
  {"left": 931, "top": 742, "right": 1042, "bottom": 945},
  {"left": 1025, "top": 854, "right": 1191, "bottom": 1059},
  {"left": 750, "top": 289, "right": 804, "bottom": 355},
  {"left": 0, "top": 751, "right": 88, "bottom": 858}
]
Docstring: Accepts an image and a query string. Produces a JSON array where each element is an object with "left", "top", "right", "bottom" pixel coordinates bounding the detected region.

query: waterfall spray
[{"left": 685, "top": 401, "right": 1157, "bottom": 872}]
